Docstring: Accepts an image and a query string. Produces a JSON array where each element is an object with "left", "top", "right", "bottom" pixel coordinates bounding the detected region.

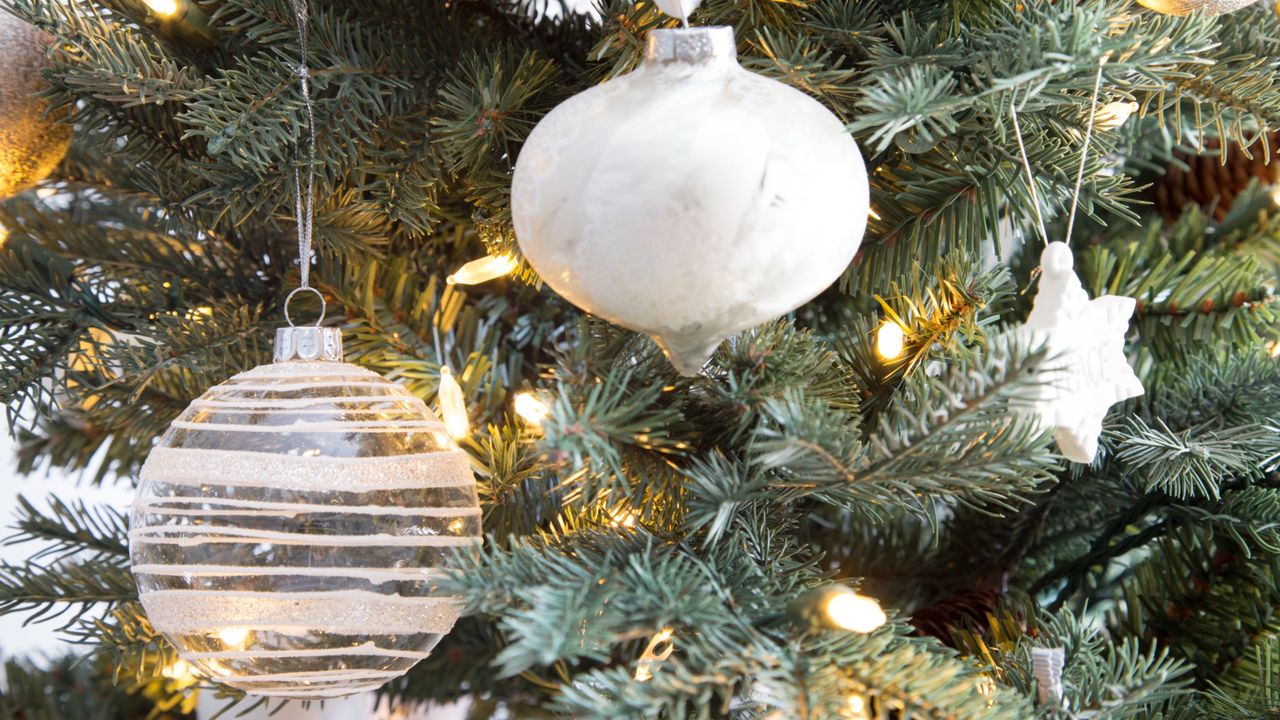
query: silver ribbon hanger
[
  {"left": 1009, "top": 59, "right": 1108, "bottom": 248},
  {"left": 284, "top": 0, "right": 321, "bottom": 325}
]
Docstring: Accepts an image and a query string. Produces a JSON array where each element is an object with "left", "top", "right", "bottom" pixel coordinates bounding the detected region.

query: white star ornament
[{"left": 1020, "top": 241, "right": 1144, "bottom": 463}]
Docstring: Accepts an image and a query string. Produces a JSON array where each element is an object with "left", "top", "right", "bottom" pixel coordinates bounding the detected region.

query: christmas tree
[{"left": 1, "top": 0, "right": 1279, "bottom": 717}]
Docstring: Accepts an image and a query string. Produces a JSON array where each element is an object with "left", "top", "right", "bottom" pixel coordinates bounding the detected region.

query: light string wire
[
  {"left": 1009, "top": 58, "right": 1107, "bottom": 248},
  {"left": 288, "top": 0, "right": 318, "bottom": 319}
]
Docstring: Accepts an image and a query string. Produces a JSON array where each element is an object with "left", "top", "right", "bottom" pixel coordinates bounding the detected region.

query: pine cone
[
  {"left": 1152, "top": 132, "right": 1280, "bottom": 222},
  {"left": 909, "top": 586, "right": 1003, "bottom": 644}
]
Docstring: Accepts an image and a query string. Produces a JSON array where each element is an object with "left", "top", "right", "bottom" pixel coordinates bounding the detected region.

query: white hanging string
[
  {"left": 1009, "top": 93, "right": 1050, "bottom": 247},
  {"left": 288, "top": 0, "right": 317, "bottom": 302},
  {"left": 1009, "top": 58, "right": 1107, "bottom": 248},
  {"left": 1065, "top": 62, "right": 1106, "bottom": 246}
]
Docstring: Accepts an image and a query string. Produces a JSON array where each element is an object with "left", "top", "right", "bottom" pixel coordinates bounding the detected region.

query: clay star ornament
[{"left": 1020, "top": 241, "right": 1144, "bottom": 463}]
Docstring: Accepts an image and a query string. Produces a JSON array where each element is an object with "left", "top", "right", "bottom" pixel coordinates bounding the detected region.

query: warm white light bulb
[
  {"left": 215, "top": 627, "right": 250, "bottom": 647},
  {"left": 0, "top": 221, "right": 8, "bottom": 249},
  {"left": 824, "top": 591, "right": 886, "bottom": 633},
  {"left": 438, "top": 365, "right": 469, "bottom": 440},
  {"left": 1268, "top": 340, "right": 1280, "bottom": 358},
  {"left": 846, "top": 694, "right": 869, "bottom": 719},
  {"left": 514, "top": 392, "right": 551, "bottom": 426},
  {"left": 161, "top": 658, "right": 193, "bottom": 681},
  {"left": 876, "top": 321, "right": 906, "bottom": 360},
  {"left": 143, "top": 0, "right": 180, "bottom": 16},
  {"left": 1094, "top": 101, "right": 1138, "bottom": 131},
  {"left": 447, "top": 254, "right": 518, "bottom": 285},
  {"left": 609, "top": 507, "right": 637, "bottom": 529}
]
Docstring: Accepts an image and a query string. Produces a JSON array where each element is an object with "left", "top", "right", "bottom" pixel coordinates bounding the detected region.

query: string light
[
  {"left": 868, "top": 206, "right": 882, "bottom": 221},
  {"left": 0, "top": 221, "right": 8, "bottom": 249},
  {"left": 608, "top": 506, "right": 638, "bottom": 528},
  {"left": 1267, "top": 340, "right": 1280, "bottom": 358},
  {"left": 1094, "top": 101, "right": 1137, "bottom": 131},
  {"left": 634, "top": 628, "right": 675, "bottom": 682},
  {"left": 149, "top": 306, "right": 214, "bottom": 321},
  {"left": 823, "top": 590, "right": 886, "bottom": 633},
  {"left": 876, "top": 321, "right": 906, "bottom": 361},
  {"left": 437, "top": 365, "right": 469, "bottom": 440},
  {"left": 447, "top": 253, "right": 518, "bottom": 286},
  {"left": 140, "top": 0, "right": 218, "bottom": 47},
  {"left": 845, "top": 694, "right": 870, "bottom": 720},
  {"left": 161, "top": 658, "right": 195, "bottom": 681},
  {"left": 514, "top": 391, "right": 551, "bottom": 426},
  {"left": 142, "top": 0, "right": 180, "bottom": 16},
  {"left": 216, "top": 627, "right": 250, "bottom": 647}
]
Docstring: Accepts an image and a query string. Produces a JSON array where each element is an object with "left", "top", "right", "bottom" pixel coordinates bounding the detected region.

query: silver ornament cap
[
  {"left": 273, "top": 326, "right": 343, "bottom": 363},
  {"left": 645, "top": 26, "right": 736, "bottom": 66}
]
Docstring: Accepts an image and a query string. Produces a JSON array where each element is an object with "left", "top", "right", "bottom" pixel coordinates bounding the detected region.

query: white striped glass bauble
[{"left": 130, "top": 327, "right": 482, "bottom": 699}]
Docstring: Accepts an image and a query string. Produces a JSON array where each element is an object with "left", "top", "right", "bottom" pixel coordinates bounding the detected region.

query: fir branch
[
  {"left": 1117, "top": 418, "right": 1277, "bottom": 501},
  {"left": 0, "top": 558, "right": 135, "bottom": 627},
  {"left": 4, "top": 495, "right": 129, "bottom": 563},
  {"left": 752, "top": 333, "right": 1056, "bottom": 517},
  {"left": 1110, "top": 527, "right": 1280, "bottom": 683}
]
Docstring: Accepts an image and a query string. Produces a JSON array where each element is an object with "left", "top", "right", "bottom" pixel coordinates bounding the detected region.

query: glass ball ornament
[
  {"left": 1136, "top": 0, "right": 1258, "bottom": 13},
  {"left": 511, "top": 26, "right": 869, "bottom": 376},
  {"left": 130, "top": 326, "right": 482, "bottom": 699},
  {"left": 0, "top": 12, "right": 72, "bottom": 199}
]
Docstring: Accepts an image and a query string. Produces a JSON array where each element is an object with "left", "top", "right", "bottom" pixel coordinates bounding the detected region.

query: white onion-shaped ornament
[
  {"left": 0, "top": 12, "right": 71, "bottom": 199},
  {"left": 511, "top": 27, "right": 869, "bottom": 375},
  {"left": 130, "top": 326, "right": 482, "bottom": 699},
  {"left": 1136, "top": 0, "right": 1258, "bottom": 13}
]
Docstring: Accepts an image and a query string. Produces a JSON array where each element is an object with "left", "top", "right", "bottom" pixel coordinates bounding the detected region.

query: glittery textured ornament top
[{"left": 0, "top": 12, "right": 72, "bottom": 199}]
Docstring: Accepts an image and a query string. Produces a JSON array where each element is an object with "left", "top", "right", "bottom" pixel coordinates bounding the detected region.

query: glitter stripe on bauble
[{"left": 130, "top": 326, "right": 482, "bottom": 699}]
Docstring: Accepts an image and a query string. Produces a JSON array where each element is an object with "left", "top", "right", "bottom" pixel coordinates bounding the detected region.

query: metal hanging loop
[{"left": 284, "top": 286, "right": 326, "bottom": 327}]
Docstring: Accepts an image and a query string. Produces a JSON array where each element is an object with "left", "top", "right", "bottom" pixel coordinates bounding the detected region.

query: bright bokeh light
[
  {"left": 161, "top": 658, "right": 193, "bottom": 681},
  {"left": 438, "top": 366, "right": 470, "bottom": 440},
  {"left": 447, "top": 253, "right": 518, "bottom": 285},
  {"left": 215, "top": 627, "right": 250, "bottom": 647},
  {"left": 143, "top": 0, "right": 180, "bottom": 16},
  {"left": 514, "top": 391, "right": 551, "bottom": 426},
  {"left": 876, "top": 321, "right": 906, "bottom": 361},
  {"left": 609, "top": 507, "right": 637, "bottom": 528},
  {"left": 824, "top": 591, "right": 886, "bottom": 633}
]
